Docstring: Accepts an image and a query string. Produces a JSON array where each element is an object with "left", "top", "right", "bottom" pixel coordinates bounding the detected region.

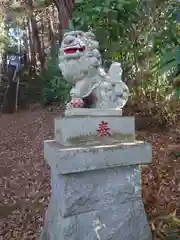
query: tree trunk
[
  {"left": 40, "top": 19, "right": 45, "bottom": 55},
  {"left": 24, "top": 0, "right": 45, "bottom": 71},
  {"left": 48, "top": 6, "right": 58, "bottom": 55},
  {"left": 26, "top": 17, "right": 36, "bottom": 68},
  {"left": 53, "top": 0, "right": 75, "bottom": 39},
  {"left": 53, "top": 0, "right": 63, "bottom": 41}
]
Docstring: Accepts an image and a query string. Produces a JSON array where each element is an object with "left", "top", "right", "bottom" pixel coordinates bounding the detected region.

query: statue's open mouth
[{"left": 64, "top": 45, "right": 85, "bottom": 54}]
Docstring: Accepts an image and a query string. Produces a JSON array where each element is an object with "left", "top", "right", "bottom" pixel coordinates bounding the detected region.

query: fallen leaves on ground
[
  {"left": 138, "top": 130, "right": 180, "bottom": 239},
  {"left": 0, "top": 106, "right": 61, "bottom": 240},
  {"left": 0, "top": 106, "right": 179, "bottom": 239}
]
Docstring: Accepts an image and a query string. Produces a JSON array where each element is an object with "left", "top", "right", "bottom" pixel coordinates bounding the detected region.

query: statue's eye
[{"left": 112, "top": 83, "right": 115, "bottom": 87}]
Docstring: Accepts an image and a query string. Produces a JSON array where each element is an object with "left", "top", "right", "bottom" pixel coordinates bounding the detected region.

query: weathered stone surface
[
  {"left": 44, "top": 140, "right": 152, "bottom": 174},
  {"left": 41, "top": 139, "right": 152, "bottom": 239},
  {"left": 41, "top": 106, "right": 152, "bottom": 239},
  {"left": 64, "top": 108, "right": 122, "bottom": 117},
  {"left": 55, "top": 116, "right": 135, "bottom": 146},
  {"left": 41, "top": 200, "right": 151, "bottom": 240},
  {"left": 50, "top": 165, "right": 141, "bottom": 217}
]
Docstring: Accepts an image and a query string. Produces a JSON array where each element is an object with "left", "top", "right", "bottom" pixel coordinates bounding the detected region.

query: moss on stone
[
  {"left": 74, "top": 141, "right": 143, "bottom": 153},
  {"left": 66, "top": 115, "right": 122, "bottom": 118},
  {"left": 113, "top": 133, "right": 135, "bottom": 141},
  {"left": 67, "top": 133, "right": 135, "bottom": 147},
  {"left": 101, "top": 142, "right": 143, "bottom": 151},
  {"left": 55, "top": 129, "right": 61, "bottom": 134}
]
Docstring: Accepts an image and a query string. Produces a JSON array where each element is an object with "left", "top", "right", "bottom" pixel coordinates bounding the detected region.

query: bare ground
[{"left": 0, "top": 106, "right": 179, "bottom": 239}]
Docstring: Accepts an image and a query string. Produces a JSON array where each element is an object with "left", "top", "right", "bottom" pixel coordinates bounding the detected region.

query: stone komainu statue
[{"left": 59, "top": 30, "right": 129, "bottom": 109}]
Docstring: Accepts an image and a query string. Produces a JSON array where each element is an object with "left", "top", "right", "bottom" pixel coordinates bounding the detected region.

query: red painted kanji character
[{"left": 97, "top": 121, "right": 111, "bottom": 136}]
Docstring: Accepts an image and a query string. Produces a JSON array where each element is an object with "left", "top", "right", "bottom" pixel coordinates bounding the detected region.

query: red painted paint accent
[
  {"left": 70, "top": 98, "right": 84, "bottom": 108},
  {"left": 97, "top": 121, "right": 111, "bottom": 137}
]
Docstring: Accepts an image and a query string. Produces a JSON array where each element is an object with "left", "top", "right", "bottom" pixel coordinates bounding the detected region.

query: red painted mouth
[{"left": 64, "top": 46, "right": 85, "bottom": 54}]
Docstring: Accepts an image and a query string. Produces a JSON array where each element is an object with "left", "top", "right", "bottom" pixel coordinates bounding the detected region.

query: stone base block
[
  {"left": 44, "top": 140, "right": 152, "bottom": 174},
  {"left": 41, "top": 109, "right": 152, "bottom": 240},
  {"left": 41, "top": 200, "right": 151, "bottom": 240},
  {"left": 41, "top": 140, "right": 152, "bottom": 239},
  {"left": 55, "top": 116, "right": 135, "bottom": 146}
]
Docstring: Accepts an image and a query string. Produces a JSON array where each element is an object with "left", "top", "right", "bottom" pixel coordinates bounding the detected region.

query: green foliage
[
  {"left": 157, "top": 47, "right": 180, "bottom": 76},
  {"left": 73, "top": 0, "right": 145, "bottom": 66},
  {"left": 72, "top": 0, "right": 152, "bottom": 86},
  {"left": 0, "top": 16, "right": 9, "bottom": 52},
  {"left": 152, "top": 211, "right": 180, "bottom": 239},
  {"left": 164, "top": 214, "right": 180, "bottom": 239},
  {"left": 152, "top": 2, "right": 180, "bottom": 76},
  {"left": 72, "top": 0, "right": 180, "bottom": 123},
  {"left": 41, "top": 55, "right": 71, "bottom": 105}
]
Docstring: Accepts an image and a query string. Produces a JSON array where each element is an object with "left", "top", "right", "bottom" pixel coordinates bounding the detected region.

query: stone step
[
  {"left": 55, "top": 116, "right": 135, "bottom": 146},
  {"left": 44, "top": 140, "right": 152, "bottom": 175}
]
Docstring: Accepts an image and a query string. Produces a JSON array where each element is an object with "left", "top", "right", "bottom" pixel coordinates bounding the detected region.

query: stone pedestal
[{"left": 41, "top": 109, "right": 152, "bottom": 240}]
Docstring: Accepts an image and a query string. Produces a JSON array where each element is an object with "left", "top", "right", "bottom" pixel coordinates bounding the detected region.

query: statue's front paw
[{"left": 66, "top": 98, "right": 84, "bottom": 109}]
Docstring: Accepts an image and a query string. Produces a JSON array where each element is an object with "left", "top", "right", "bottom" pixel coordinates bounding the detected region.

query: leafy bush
[
  {"left": 73, "top": 0, "right": 180, "bottom": 121},
  {"left": 41, "top": 55, "right": 71, "bottom": 105},
  {"left": 152, "top": 211, "right": 180, "bottom": 239}
]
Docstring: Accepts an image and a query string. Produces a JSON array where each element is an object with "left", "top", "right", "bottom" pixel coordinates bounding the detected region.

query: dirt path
[
  {"left": 0, "top": 107, "right": 61, "bottom": 239},
  {"left": 0, "top": 107, "right": 179, "bottom": 239}
]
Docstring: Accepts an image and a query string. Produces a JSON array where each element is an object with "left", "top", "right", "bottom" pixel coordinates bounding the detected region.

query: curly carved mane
[
  {"left": 58, "top": 31, "right": 103, "bottom": 84},
  {"left": 59, "top": 31, "right": 129, "bottom": 109}
]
